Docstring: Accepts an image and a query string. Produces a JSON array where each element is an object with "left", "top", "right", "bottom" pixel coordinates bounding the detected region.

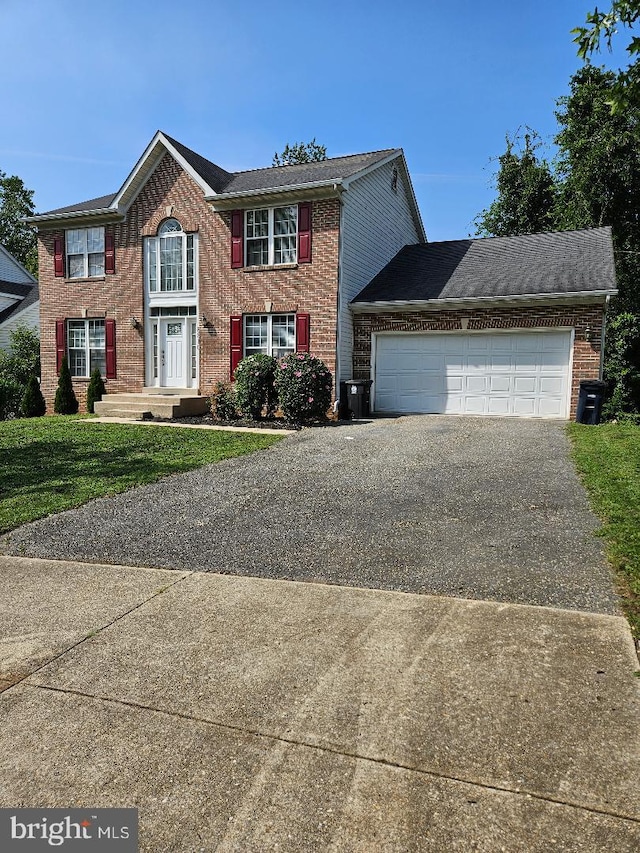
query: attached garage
[
  {"left": 350, "top": 228, "right": 618, "bottom": 420},
  {"left": 374, "top": 329, "right": 572, "bottom": 418}
]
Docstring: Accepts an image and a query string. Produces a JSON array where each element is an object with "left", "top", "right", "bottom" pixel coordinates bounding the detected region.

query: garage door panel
[{"left": 374, "top": 331, "right": 571, "bottom": 419}]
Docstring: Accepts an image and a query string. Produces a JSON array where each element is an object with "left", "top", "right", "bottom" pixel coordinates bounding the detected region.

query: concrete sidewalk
[{"left": 1, "top": 556, "right": 639, "bottom": 851}]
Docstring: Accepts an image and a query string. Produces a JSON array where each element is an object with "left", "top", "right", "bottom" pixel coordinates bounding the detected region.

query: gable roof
[
  {"left": 352, "top": 228, "right": 617, "bottom": 306},
  {"left": 28, "top": 132, "right": 409, "bottom": 222},
  {"left": 0, "top": 280, "right": 38, "bottom": 326}
]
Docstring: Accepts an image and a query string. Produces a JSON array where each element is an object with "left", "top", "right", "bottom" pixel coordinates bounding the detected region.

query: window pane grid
[
  {"left": 245, "top": 207, "right": 298, "bottom": 266},
  {"left": 66, "top": 227, "right": 105, "bottom": 278},
  {"left": 146, "top": 225, "right": 197, "bottom": 293},
  {"left": 244, "top": 314, "right": 295, "bottom": 357},
  {"left": 67, "top": 319, "right": 105, "bottom": 378}
]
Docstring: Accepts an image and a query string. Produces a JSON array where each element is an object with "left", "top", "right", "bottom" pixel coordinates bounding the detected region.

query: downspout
[
  {"left": 334, "top": 183, "right": 344, "bottom": 411},
  {"left": 600, "top": 294, "right": 611, "bottom": 379}
]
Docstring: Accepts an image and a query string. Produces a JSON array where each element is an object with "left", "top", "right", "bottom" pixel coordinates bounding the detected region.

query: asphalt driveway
[{"left": 1, "top": 415, "right": 618, "bottom": 614}]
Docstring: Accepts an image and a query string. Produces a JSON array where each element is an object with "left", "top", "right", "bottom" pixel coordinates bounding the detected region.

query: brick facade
[
  {"left": 38, "top": 153, "right": 341, "bottom": 412},
  {"left": 352, "top": 304, "right": 604, "bottom": 418}
]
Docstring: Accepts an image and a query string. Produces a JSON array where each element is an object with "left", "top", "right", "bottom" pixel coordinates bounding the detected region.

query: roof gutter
[
  {"left": 26, "top": 208, "right": 122, "bottom": 226},
  {"left": 205, "top": 178, "right": 344, "bottom": 205},
  {"left": 350, "top": 290, "right": 618, "bottom": 312}
]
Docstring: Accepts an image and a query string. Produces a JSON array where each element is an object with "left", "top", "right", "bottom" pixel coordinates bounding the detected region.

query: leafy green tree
[
  {"left": 54, "top": 356, "right": 78, "bottom": 415},
  {"left": 475, "top": 130, "right": 557, "bottom": 237},
  {"left": 573, "top": 1, "right": 640, "bottom": 112},
  {"left": 0, "top": 324, "right": 40, "bottom": 419},
  {"left": 554, "top": 65, "right": 640, "bottom": 312},
  {"left": 272, "top": 139, "right": 327, "bottom": 166},
  {"left": 0, "top": 171, "right": 37, "bottom": 275},
  {"left": 20, "top": 375, "right": 46, "bottom": 417}
]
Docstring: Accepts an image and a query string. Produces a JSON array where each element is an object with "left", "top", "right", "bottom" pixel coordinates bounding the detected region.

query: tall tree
[
  {"left": 272, "top": 139, "right": 327, "bottom": 166},
  {"left": 554, "top": 65, "right": 640, "bottom": 311},
  {"left": 474, "top": 130, "right": 557, "bottom": 237},
  {"left": 573, "top": 1, "right": 640, "bottom": 111},
  {"left": 0, "top": 171, "right": 37, "bottom": 276}
]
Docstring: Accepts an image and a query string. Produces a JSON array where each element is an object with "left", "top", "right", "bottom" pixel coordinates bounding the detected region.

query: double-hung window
[
  {"left": 66, "top": 227, "right": 105, "bottom": 278},
  {"left": 146, "top": 218, "right": 196, "bottom": 292},
  {"left": 245, "top": 206, "right": 298, "bottom": 266},
  {"left": 244, "top": 314, "right": 295, "bottom": 358},
  {"left": 67, "top": 319, "right": 106, "bottom": 377}
]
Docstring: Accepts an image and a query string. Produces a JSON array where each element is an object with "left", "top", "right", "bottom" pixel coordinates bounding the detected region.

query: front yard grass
[
  {"left": 0, "top": 417, "right": 284, "bottom": 534},
  {"left": 569, "top": 422, "right": 640, "bottom": 639}
]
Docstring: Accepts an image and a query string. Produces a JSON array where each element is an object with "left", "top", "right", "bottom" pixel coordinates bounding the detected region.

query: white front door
[{"left": 160, "top": 319, "right": 187, "bottom": 388}]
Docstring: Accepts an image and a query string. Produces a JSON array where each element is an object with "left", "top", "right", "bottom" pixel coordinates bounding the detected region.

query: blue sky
[{"left": 0, "top": 0, "right": 626, "bottom": 241}]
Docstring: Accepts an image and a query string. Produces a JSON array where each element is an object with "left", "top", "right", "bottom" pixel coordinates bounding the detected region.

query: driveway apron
[{"left": 1, "top": 416, "right": 618, "bottom": 614}]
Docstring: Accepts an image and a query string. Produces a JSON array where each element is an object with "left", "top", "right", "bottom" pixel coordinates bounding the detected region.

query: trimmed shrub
[
  {"left": 0, "top": 377, "right": 23, "bottom": 420},
  {"left": 210, "top": 381, "right": 238, "bottom": 420},
  {"left": 234, "top": 354, "right": 278, "bottom": 419},
  {"left": 86, "top": 367, "right": 106, "bottom": 414},
  {"left": 20, "top": 375, "right": 46, "bottom": 417},
  {"left": 54, "top": 356, "right": 79, "bottom": 415},
  {"left": 274, "top": 352, "right": 333, "bottom": 423}
]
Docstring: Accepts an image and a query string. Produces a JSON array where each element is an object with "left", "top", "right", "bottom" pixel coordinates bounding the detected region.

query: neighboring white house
[{"left": 0, "top": 244, "right": 39, "bottom": 349}]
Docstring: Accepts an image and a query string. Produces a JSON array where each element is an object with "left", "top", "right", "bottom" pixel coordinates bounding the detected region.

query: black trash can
[
  {"left": 339, "top": 380, "right": 373, "bottom": 419},
  {"left": 576, "top": 379, "right": 607, "bottom": 425}
]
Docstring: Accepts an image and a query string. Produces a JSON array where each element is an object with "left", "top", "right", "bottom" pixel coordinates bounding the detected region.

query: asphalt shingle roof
[
  {"left": 352, "top": 228, "right": 616, "bottom": 303},
  {"left": 0, "top": 281, "right": 38, "bottom": 325},
  {"left": 35, "top": 135, "right": 399, "bottom": 216}
]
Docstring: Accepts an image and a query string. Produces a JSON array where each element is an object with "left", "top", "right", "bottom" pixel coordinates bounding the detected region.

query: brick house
[
  {"left": 29, "top": 131, "right": 423, "bottom": 416},
  {"left": 29, "top": 131, "right": 615, "bottom": 419}
]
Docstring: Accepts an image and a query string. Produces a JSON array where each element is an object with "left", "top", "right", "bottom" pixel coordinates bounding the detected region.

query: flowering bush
[
  {"left": 274, "top": 352, "right": 332, "bottom": 422},
  {"left": 234, "top": 354, "right": 278, "bottom": 419},
  {"left": 210, "top": 381, "right": 238, "bottom": 420}
]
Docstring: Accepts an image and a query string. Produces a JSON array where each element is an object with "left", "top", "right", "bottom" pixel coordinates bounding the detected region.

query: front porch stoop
[{"left": 94, "top": 392, "right": 209, "bottom": 420}]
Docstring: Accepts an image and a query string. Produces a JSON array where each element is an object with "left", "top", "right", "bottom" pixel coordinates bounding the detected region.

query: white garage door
[{"left": 374, "top": 330, "right": 572, "bottom": 418}]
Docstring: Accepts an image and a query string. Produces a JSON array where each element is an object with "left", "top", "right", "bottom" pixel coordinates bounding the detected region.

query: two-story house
[
  {"left": 29, "top": 131, "right": 616, "bottom": 420},
  {"left": 29, "top": 131, "right": 423, "bottom": 416}
]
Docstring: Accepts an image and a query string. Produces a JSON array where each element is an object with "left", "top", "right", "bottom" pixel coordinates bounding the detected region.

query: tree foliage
[
  {"left": 86, "top": 367, "right": 106, "bottom": 414},
  {"left": 573, "top": 1, "right": 640, "bottom": 112},
  {"left": 20, "top": 375, "right": 46, "bottom": 418},
  {"left": 272, "top": 139, "right": 327, "bottom": 166},
  {"left": 475, "top": 130, "right": 556, "bottom": 237},
  {"left": 0, "top": 171, "right": 37, "bottom": 276},
  {"left": 0, "top": 323, "right": 40, "bottom": 419}
]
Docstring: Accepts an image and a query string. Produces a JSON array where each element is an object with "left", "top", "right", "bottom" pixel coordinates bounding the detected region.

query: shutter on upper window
[
  {"left": 105, "top": 233, "right": 115, "bottom": 274},
  {"left": 105, "top": 318, "right": 116, "bottom": 379},
  {"left": 231, "top": 211, "right": 243, "bottom": 268},
  {"left": 298, "top": 202, "right": 312, "bottom": 263},
  {"left": 55, "top": 320, "right": 66, "bottom": 372},
  {"left": 54, "top": 238, "right": 65, "bottom": 277},
  {"left": 230, "top": 315, "right": 243, "bottom": 377},
  {"left": 296, "top": 313, "right": 310, "bottom": 352}
]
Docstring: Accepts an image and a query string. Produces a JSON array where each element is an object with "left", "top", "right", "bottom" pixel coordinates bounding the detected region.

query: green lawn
[
  {"left": 0, "top": 417, "right": 284, "bottom": 534},
  {"left": 569, "top": 422, "right": 640, "bottom": 638}
]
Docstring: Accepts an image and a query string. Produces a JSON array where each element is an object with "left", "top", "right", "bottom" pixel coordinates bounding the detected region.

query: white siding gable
[
  {"left": 0, "top": 245, "right": 36, "bottom": 285},
  {"left": 0, "top": 300, "right": 40, "bottom": 350},
  {"left": 337, "top": 158, "right": 423, "bottom": 382}
]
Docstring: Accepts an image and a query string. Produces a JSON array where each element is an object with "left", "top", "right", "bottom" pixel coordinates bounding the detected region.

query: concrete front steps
[{"left": 94, "top": 390, "right": 209, "bottom": 420}]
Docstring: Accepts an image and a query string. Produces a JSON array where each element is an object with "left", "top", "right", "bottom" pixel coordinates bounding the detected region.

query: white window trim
[
  {"left": 66, "top": 227, "right": 105, "bottom": 279},
  {"left": 67, "top": 318, "right": 106, "bottom": 378},
  {"left": 243, "top": 313, "right": 296, "bottom": 357},
  {"left": 145, "top": 226, "right": 198, "bottom": 295},
  {"left": 245, "top": 206, "right": 298, "bottom": 267}
]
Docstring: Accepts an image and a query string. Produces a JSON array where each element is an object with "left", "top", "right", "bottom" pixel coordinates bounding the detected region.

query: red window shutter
[
  {"left": 105, "top": 318, "right": 116, "bottom": 379},
  {"left": 230, "top": 210, "right": 244, "bottom": 268},
  {"left": 296, "top": 313, "right": 310, "bottom": 353},
  {"left": 55, "top": 320, "right": 66, "bottom": 373},
  {"left": 54, "top": 237, "right": 65, "bottom": 277},
  {"left": 298, "top": 202, "right": 312, "bottom": 263},
  {"left": 105, "top": 233, "right": 115, "bottom": 274},
  {"left": 230, "top": 315, "right": 243, "bottom": 378}
]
